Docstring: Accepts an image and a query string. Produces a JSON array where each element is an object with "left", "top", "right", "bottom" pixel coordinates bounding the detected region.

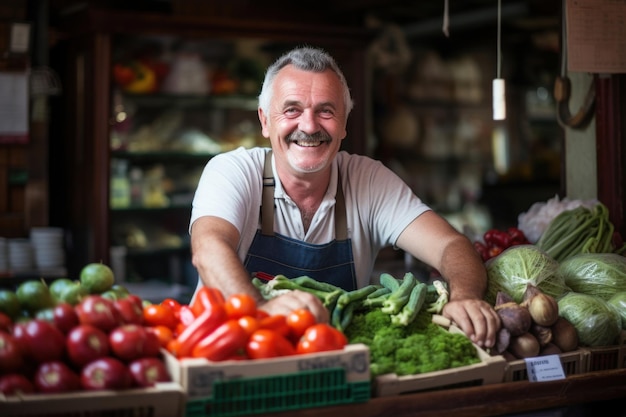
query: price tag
[{"left": 524, "top": 354, "right": 566, "bottom": 382}]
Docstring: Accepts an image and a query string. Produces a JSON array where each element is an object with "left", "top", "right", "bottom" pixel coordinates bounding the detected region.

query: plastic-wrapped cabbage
[
  {"left": 558, "top": 292, "right": 622, "bottom": 347},
  {"left": 485, "top": 245, "right": 570, "bottom": 305},
  {"left": 608, "top": 291, "right": 626, "bottom": 330},
  {"left": 558, "top": 253, "right": 626, "bottom": 301}
]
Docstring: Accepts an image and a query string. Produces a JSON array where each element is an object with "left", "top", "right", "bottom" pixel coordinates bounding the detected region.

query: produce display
[
  {"left": 162, "top": 285, "right": 347, "bottom": 361},
  {"left": 1, "top": 194, "right": 626, "bottom": 413},
  {"left": 492, "top": 285, "right": 579, "bottom": 360},
  {"left": 0, "top": 263, "right": 171, "bottom": 396},
  {"left": 252, "top": 272, "right": 481, "bottom": 378},
  {"left": 535, "top": 203, "right": 626, "bottom": 261}
]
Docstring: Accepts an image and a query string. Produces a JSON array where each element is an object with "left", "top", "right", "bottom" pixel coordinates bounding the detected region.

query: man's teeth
[{"left": 296, "top": 141, "right": 322, "bottom": 147}]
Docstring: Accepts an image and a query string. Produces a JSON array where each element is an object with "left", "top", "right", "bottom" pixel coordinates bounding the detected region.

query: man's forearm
[{"left": 439, "top": 236, "right": 488, "bottom": 301}]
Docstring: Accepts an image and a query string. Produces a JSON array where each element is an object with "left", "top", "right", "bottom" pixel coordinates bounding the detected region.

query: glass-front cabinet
[{"left": 52, "top": 8, "right": 370, "bottom": 302}]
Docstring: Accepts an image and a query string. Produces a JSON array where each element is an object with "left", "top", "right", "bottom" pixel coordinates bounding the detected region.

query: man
[{"left": 190, "top": 46, "right": 499, "bottom": 348}]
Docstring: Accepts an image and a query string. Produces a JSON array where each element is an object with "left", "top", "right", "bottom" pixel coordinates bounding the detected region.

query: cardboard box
[
  {"left": 0, "top": 382, "right": 186, "bottom": 417},
  {"left": 503, "top": 349, "right": 586, "bottom": 382},
  {"left": 164, "top": 343, "right": 370, "bottom": 416},
  {"left": 372, "top": 325, "right": 507, "bottom": 397}
]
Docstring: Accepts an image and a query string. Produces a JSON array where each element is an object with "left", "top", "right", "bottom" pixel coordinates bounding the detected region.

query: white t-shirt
[{"left": 190, "top": 147, "right": 431, "bottom": 287}]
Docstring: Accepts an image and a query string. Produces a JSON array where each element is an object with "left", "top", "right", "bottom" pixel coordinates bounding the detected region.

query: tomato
[
  {"left": 258, "top": 314, "right": 290, "bottom": 337},
  {"left": 296, "top": 323, "right": 347, "bottom": 354},
  {"left": 191, "top": 319, "right": 248, "bottom": 361},
  {"left": 0, "top": 373, "right": 35, "bottom": 395},
  {"left": 80, "top": 357, "right": 132, "bottom": 390},
  {"left": 246, "top": 329, "right": 295, "bottom": 359},
  {"left": 148, "top": 325, "right": 174, "bottom": 348},
  {"left": 0, "top": 312, "right": 13, "bottom": 333},
  {"left": 0, "top": 331, "right": 23, "bottom": 373},
  {"left": 256, "top": 309, "right": 270, "bottom": 320},
  {"left": 66, "top": 324, "right": 110, "bottom": 367},
  {"left": 128, "top": 357, "right": 171, "bottom": 387},
  {"left": 286, "top": 308, "right": 316, "bottom": 340},
  {"left": 109, "top": 324, "right": 159, "bottom": 362},
  {"left": 13, "top": 319, "right": 66, "bottom": 363},
  {"left": 52, "top": 302, "right": 79, "bottom": 334},
  {"left": 34, "top": 361, "right": 81, "bottom": 393},
  {"left": 114, "top": 297, "right": 144, "bottom": 325},
  {"left": 237, "top": 315, "right": 259, "bottom": 336},
  {"left": 224, "top": 293, "right": 257, "bottom": 319},
  {"left": 76, "top": 295, "right": 123, "bottom": 332},
  {"left": 161, "top": 298, "right": 181, "bottom": 317},
  {"left": 143, "top": 304, "right": 178, "bottom": 330}
]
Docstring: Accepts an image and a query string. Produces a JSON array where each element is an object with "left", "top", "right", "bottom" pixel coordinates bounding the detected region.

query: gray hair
[{"left": 258, "top": 46, "right": 354, "bottom": 119}]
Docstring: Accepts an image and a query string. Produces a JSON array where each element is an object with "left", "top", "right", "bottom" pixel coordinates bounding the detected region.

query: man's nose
[{"left": 298, "top": 109, "right": 319, "bottom": 134}]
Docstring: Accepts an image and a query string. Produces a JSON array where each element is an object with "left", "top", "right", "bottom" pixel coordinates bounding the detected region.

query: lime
[
  {"left": 16, "top": 280, "right": 54, "bottom": 312},
  {"left": 79, "top": 263, "right": 115, "bottom": 294},
  {"left": 111, "top": 284, "right": 130, "bottom": 299},
  {"left": 49, "top": 278, "right": 74, "bottom": 301},
  {"left": 59, "top": 282, "right": 89, "bottom": 305},
  {"left": 0, "top": 289, "right": 21, "bottom": 319},
  {"left": 100, "top": 289, "right": 120, "bottom": 301}
]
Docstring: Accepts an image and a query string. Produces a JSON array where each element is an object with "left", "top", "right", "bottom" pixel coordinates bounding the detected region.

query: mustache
[{"left": 287, "top": 130, "right": 331, "bottom": 142}]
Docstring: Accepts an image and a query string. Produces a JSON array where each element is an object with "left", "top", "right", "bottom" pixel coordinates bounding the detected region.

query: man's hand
[
  {"left": 442, "top": 299, "right": 501, "bottom": 349},
  {"left": 259, "top": 290, "right": 329, "bottom": 323}
]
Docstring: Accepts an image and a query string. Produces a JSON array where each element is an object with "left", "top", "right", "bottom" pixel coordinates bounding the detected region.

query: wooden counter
[{"left": 257, "top": 368, "right": 626, "bottom": 417}]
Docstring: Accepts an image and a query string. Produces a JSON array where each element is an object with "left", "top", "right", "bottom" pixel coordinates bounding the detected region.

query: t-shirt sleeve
[{"left": 189, "top": 148, "right": 263, "bottom": 234}]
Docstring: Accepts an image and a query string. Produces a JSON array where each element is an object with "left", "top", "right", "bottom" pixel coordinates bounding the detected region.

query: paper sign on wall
[
  {"left": 0, "top": 72, "right": 29, "bottom": 144},
  {"left": 566, "top": 0, "right": 626, "bottom": 73}
]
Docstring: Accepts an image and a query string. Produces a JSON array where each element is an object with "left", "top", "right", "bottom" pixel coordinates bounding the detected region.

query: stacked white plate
[
  {"left": 30, "top": 227, "right": 66, "bottom": 269},
  {"left": 8, "top": 238, "right": 35, "bottom": 272},
  {"left": 0, "top": 237, "right": 8, "bottom": 273}
]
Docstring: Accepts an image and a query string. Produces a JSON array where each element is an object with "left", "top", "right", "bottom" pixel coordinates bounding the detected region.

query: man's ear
[{"left": 258, "top": 108, "right": 270, "bottom": 138}]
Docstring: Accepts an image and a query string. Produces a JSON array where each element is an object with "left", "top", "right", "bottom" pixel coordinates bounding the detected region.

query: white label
[{"left": 524, "top": 354, "right": 566, "bottom": 382}]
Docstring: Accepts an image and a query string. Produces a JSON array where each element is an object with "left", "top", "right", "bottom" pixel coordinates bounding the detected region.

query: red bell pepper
[
  {"left": 191, "top": 319, "right": 248, "bottom": 361},
  {"left": 191, "top": 287, "right": 225, "bottom": 317},
  {"left": 174, "top": 304, "right": 227, "bottom": 358}
]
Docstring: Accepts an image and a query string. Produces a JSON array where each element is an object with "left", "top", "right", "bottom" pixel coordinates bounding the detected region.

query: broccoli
[{"left": 344, "top": 308, "right": 480, "bottom": 377}]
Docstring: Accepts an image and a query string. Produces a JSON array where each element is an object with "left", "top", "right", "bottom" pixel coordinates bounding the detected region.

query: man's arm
[
  {"left": 396, "top": 211, "right": 500, "bottom": 348},
  {"left": 190, "top": 216, "right": 329, "bottom": 322}
]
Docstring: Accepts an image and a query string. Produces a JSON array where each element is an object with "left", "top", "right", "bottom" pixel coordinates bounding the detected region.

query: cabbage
[
  {"left": 608, "top": 291, "right": 626, "bottom": 330},
  {"left": 558, "top": 253, "right": 626, "bottom": 300},
  {"left": 485, "top": 245, "right": 570, "bottom": 305},
  {"left": 558, "top": 291, "right": 622, "bottom": 347}
]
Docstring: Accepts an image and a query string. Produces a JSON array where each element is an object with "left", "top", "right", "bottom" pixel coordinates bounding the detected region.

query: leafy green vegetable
[
  {"left": 558, "top": 291, "right": 622, "bottom": 347},
  {"left": 485, "top": 245, "right": 569, "bottom": 305},
  {"left": 558, "top": 253, "right": 626, "bottom": 301},
  {"left": 608, "top": 291, "right": 626, "bottom": 330},
  {"left": 344, "top": 308, "right": 479, "bottom": 377}
]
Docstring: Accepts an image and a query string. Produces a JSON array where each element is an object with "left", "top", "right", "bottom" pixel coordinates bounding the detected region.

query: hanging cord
[
  {"left": 497, "top": 0, "right": 502, "bottom": 79},
  {"left": 554, "top": 0, "right": 595, "bottom": 129},
  {"left": 442, "top": 0, "right": 450, "bottom": 37}
]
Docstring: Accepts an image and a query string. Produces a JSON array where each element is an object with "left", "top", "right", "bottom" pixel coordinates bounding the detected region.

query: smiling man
[{"left": 189, "top": 46, "right": 499, "bottom": 348}]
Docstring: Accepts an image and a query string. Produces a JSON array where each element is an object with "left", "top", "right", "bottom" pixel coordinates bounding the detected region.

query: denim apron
[{"left": 244, "top": 151, "right": 357, "bottom": 291}]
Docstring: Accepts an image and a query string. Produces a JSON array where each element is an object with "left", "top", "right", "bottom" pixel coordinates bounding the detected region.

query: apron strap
[
  {"left": 261, "top": 150, "right": 275, "bottom": 236},
  {"left": 260, "top": 150, "right": 348, "bottom": 240},
  {"left": 335, "top": 171, "right": 347, "bottom": 240}
]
